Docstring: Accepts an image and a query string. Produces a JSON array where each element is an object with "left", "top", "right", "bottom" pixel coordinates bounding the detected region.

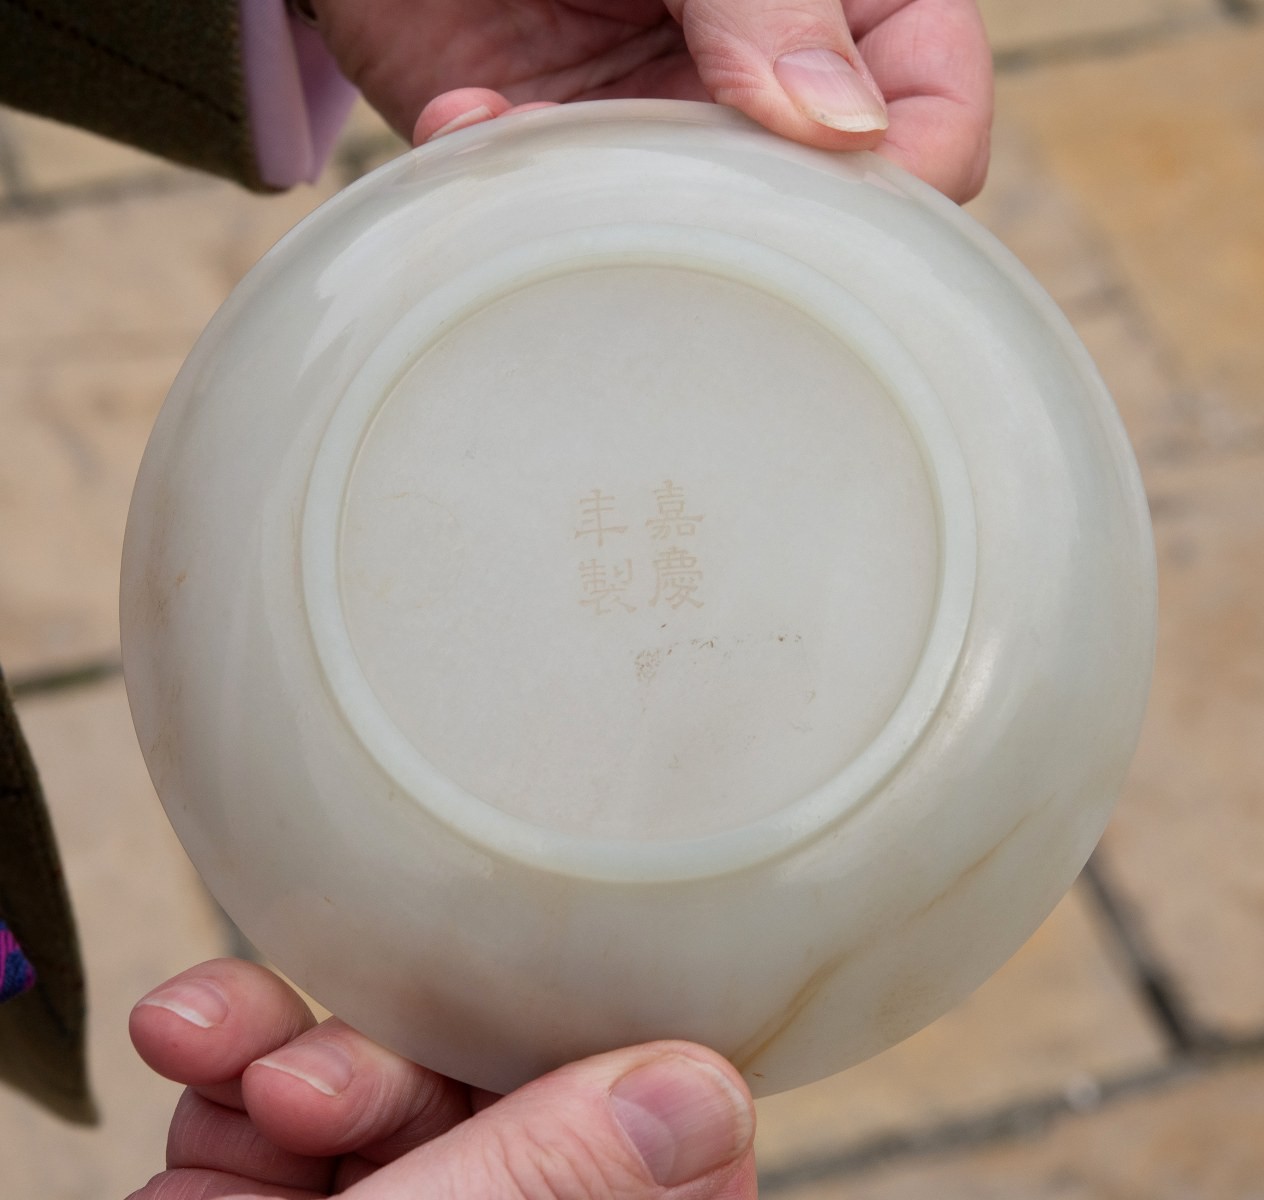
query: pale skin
[
  {"left": 310, "top": 0, "right": 994, "bottom": 202},
  {"left": 127, "top": 4, "right": 991, "bottom": 1195},
  {"left": 126, "top": 959, "right": 757, "bottom": 1199}
]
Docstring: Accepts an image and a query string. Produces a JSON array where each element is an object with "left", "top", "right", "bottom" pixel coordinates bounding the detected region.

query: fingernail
[
  {"left": 254, "top": 1040, "right": 354, "bottom": 1097},
  {"left": 136, "top": 979, "right": 229, "bottom": 1029},
  {"left": 427, "top": 105, "right": 494, "bottom": 142},
  {"left": 610, "top": 1055, "right": 754, "bottom": 1187},
  {"left": 774, "top": 48, "right": 889, "bottom": 133}
]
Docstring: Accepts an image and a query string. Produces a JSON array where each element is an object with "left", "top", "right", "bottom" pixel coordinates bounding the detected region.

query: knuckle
[{"left": 482, "top": 1118, "right": 647, "bottom": 1200}]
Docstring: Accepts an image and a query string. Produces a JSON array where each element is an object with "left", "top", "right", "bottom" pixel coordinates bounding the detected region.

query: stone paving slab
[
  {"left": 0, "top": 679, "right": 225, "bottom": 1199},
  {"left": 966, "top": 116, "right": 1117, "bottom": 311},
  {"left": 0, "top": 175, "right": 336, "bottom": 676},
  {"left": 0, "top": 354, "right": 183, "bottom": 676},
  {"left": 976, "top": 0, "right": 1221, "bottom": 56},
  {"left": 767, "top": 1057, "right": 1264, "bottom": 1199},
  {"left": 1102, "top": 449, "right": 1264, "bottom": 1039},
  {"left": 755, "top": 883, "right": 1167, "bottom": 1171},
  {"left": 998, "top": 23, "right": 1264, "bottom": 451},
  {"left": 0, "top": 172, "right": 335, "bottom": 364},
  {"left": 996, "top": 22, "right": 1264, "bottom": 1043},
  {"left": 0, "top": 106, "right": 181, "bottom": 199},
  {"left": 968, "top": 113, "right": 1202, "bottom": 465}
]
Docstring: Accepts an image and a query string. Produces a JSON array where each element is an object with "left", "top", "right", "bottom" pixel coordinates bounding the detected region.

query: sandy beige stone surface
[
  {"left": 0, "top": 177, "right": 337, "bottom": 676},
  {"left": 767, "top": 1058, "right": 1264, "bottom": 1199},
  {"left": 996, "top": 21, "right": 1264, "bottom": 1042},
  {"left": 977, "top": 0, "right": 1219, "bottom": 55},
  {"left": 999, "top": 24, "right": 1264, "bottom": 450},
  {"left": 0, "top": 106, "right": 179, "bottom": 198},
  {"left": 1104, "top": 451, "right": 1264, "bottom": 1038}
]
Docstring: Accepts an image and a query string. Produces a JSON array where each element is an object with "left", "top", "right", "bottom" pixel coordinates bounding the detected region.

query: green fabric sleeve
[{"left": 0, "top": 0, "right": 268, "bottom": 190}]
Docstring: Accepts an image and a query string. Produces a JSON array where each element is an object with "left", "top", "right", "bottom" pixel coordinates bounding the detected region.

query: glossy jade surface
[{"left": 121, "top": 101, "right": 1156, "bottom": 1096}]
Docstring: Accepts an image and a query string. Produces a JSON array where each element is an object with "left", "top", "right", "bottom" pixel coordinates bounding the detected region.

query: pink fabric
[{"left": 238, "top": 0, "right": 358, "bottom": 188}]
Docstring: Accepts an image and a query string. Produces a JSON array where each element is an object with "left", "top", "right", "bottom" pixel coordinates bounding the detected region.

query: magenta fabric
[
  {"left": 238, "top": 0, "right": 358, "bottom": 187},
  {"left": 0, "top": 920, "right": 36, "bottom": 1003}
]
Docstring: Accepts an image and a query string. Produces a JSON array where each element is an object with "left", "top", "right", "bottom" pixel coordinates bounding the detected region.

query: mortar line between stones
[
  {"left": 1080, "top": 853, "right": 1198, "bottom": 1053},
  {"left": 1218, "top": 0, "right": 1260, "bottom": 20},
  {"left": 9, "top": 656, "right": 123, "bottom": 699},
  {"left": 992, "top": 13, "right": 1235, "bottom": 75},
  {"left": 0, "top": 167, "right": 213, "bottom": 221},
  {"left": 757, "top": 1043, "right": 1264, "bottom": 1194}
]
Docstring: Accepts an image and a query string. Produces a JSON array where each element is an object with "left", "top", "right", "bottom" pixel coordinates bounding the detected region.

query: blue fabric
[{"left": 0, "top": 919, "right": 37, "bottom": 1003}]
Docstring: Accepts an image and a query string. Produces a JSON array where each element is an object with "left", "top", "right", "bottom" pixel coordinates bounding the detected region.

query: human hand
[
  {"left": 126, "top": 958, "right": 756, "bottom": 1198},
  {"left": 308, "top": 0, "right": 992, "bottom": 201}
]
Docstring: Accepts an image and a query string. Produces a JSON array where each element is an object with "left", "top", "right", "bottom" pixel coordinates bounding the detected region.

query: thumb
[
  {"left": 344, "top": 1042, "right": 756, "bottom": 1199},
  {"left": 665, "top": 0, "right": 888, "bottom": 148}
]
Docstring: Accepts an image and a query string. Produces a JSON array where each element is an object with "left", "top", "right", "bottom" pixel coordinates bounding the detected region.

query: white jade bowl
[{"left": 122, "top": 101, "right": 1155, "bottom": 1097}]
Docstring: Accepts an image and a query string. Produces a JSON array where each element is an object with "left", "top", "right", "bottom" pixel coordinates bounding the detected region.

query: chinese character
[
  {"left": 578, "top": 558, "right": 637, "bottom": 615},
  {"left": 650, "top": 546, "right": 705, "bottom": 609},
  {"left": 575, "top": 489, "right": 627, "bottom": 548},
  {"left": 646, "top": 480, "right": 704, "bottom": 540}
]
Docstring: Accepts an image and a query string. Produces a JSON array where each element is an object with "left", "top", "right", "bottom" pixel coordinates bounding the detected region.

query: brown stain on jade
[{"left": 731, "top": 803, "right": 1049, "bottom": 1076}]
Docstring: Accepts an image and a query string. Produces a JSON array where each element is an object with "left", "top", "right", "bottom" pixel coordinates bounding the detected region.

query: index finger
[{"left": 130, "top": 958, "right": 318, "bottom": 1110}]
